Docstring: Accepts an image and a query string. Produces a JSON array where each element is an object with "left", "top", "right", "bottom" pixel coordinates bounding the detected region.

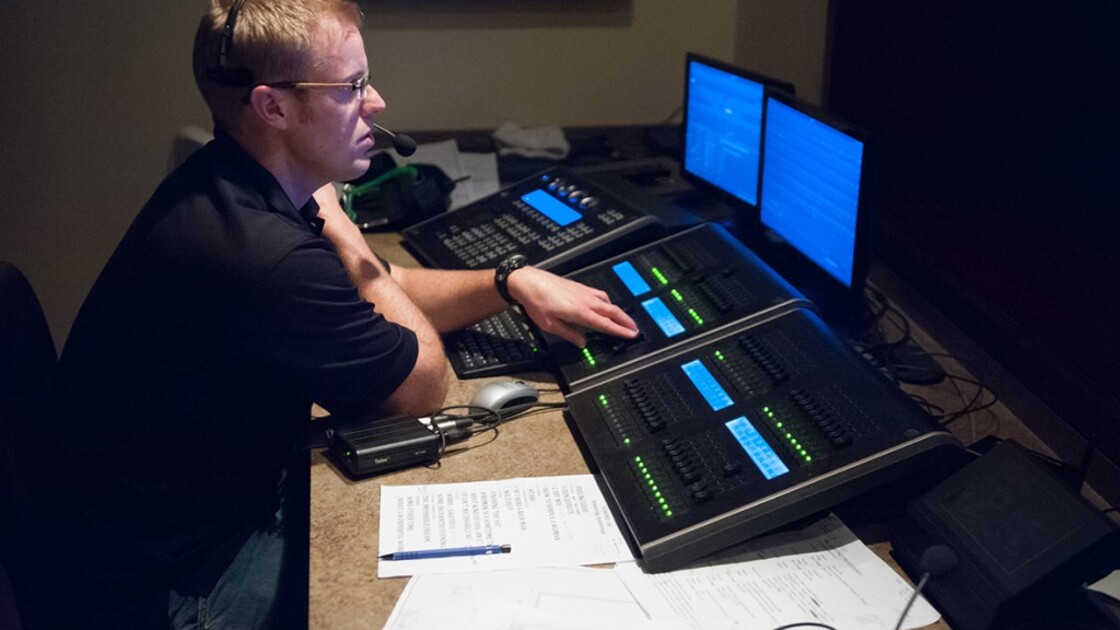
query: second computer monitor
[
  {"left": 681, "top": 53, "right": 794, "bottom": 210},
  {"left": 759, "top": 92, "right": 870, "bottom": 292}
]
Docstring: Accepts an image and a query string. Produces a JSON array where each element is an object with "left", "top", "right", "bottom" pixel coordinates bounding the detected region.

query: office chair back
[{"left": 0, "top": 261, "right": 58, "bottom": 629}]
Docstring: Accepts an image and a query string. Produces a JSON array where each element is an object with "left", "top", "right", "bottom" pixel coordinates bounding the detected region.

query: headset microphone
[{"left": 372, "top": 123, "right": 417, "bottom": 157}]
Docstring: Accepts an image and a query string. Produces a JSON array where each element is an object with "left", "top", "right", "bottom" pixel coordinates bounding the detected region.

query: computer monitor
[
  {"left": 680, "top": 53, "right": 794, "bottom": 211},
  {"left": 757, "top": 91, "right": 872, "bottom": 322}
]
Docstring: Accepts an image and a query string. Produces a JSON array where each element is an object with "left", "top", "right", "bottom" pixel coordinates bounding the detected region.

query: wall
[
  {"left": 735, "top": 0, "right": 829, "bottom": 106},
  {"left": 0, "top": 0, "right": 825, "bottom": 347}
]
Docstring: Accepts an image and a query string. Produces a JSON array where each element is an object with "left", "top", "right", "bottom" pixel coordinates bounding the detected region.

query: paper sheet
[
  {"left": 378, "top": 475, "right": 633, "bottom": 578},
  {"left": 615, "top": 513, "right": 941, "bottom": 630},
  {"left": 390, "top": 139, "right": 500, "bottom": 210},
  {"left": 382, "top": 567, "right": 675, "bottom": 630}
]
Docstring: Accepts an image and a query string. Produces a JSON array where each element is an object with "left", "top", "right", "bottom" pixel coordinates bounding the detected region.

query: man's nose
[{"left": 360, "top": 85, "right": 386, "bottom": 118}]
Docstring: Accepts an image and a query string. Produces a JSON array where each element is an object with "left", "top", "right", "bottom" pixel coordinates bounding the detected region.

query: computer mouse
[{"left": 469, "top": 380, "right": 539, "bottom": 412}]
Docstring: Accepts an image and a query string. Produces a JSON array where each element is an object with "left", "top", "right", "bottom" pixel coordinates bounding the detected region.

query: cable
[{"left": 770, "top": 623, "right": 838, "bottom": 630}]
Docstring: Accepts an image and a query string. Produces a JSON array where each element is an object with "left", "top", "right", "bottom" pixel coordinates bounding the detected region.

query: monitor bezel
[
  {"left": 755, "top": 88, "right": 876, "bottom": 328},
  {"left": 680, "top": 52, "right": 795, "bottom": 215}
]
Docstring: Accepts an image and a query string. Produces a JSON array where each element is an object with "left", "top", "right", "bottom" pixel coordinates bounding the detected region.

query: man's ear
[{"left": 246, "top": 85, "right": 290, "bottom": 130}]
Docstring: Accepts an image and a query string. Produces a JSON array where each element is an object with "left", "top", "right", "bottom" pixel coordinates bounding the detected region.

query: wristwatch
[{"left": 494, "top": 254, "right": 529, "bottom": 305}]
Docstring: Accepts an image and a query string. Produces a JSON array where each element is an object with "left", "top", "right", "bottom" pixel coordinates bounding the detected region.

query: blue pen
[{"left": 379, "top": 543, "right": 512, "bottom": 561}]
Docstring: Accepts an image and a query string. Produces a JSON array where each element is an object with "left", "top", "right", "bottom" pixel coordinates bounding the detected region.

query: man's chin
[{"left": 342, "top": 158, "right": 371, "bottom": 181}]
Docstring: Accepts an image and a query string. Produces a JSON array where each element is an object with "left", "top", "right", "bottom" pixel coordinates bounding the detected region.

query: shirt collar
[{"left": 210, "top": 130, "right": 324, "bottom": 235}]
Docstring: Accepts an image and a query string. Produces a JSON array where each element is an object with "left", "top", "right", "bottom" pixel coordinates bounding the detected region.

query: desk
[{"left": 307, "top": 232, "right": 974, "bottom": 630}]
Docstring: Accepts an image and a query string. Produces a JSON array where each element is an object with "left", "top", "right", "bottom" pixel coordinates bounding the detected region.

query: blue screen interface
[
  {"left": 725, "top": 416, "right": 789, "bottom": 480},
  {"left": 521, "top": 189, "right": 582, "bottom": 227},
  {"left": 683, "top": 60, "right": 765, "bottom": 206},
  {"left": 680, "top": 359, "right": 734, "bottom": 411},
  {"left": 760, "top": 98, "right": 864, "bottom": 288},
  {"left": 612, "top": 261, "right": 651, "bottom": 297},
  {"left": 641, "top": 297, "right": 685, "bottom": 338}
]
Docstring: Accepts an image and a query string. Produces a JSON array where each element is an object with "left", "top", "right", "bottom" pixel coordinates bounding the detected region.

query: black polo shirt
[{"left": 46, "top": 132, "right": 418, "bottom": 605}]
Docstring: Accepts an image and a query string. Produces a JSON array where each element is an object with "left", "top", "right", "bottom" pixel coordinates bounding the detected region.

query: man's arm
[
  {"left": 316, "top": 187, "right": 638, "bottom": 349},
  {"left": 392, "top": 264, "right": 638, "bottom": 348},
  {"left": 314, "top": 186, "right": 448, "bottom": 416}
]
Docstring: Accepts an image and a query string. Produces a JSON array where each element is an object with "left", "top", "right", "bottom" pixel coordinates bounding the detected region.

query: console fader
[
  {"left": 545, "top": 223, "right": 812, "bottom": 391},
  {"left": 564, "top": 307, "right": 963, "bottom": 573}
]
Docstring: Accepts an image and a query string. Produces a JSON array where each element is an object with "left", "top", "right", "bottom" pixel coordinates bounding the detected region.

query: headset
[
  {"left": 208, "top": 0, "right": 254, "bottom": 87},
  {"left": 204, "top": 0, "right": 417, "bottom": 156}
]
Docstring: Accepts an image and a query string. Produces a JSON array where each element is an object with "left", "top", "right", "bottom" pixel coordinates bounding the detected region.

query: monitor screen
[
  {"left": 760, "top": 95, "right": 866, "bottom": 289},
  {"left": 681, "top": 55, "right": 769, "bottom": 208}
]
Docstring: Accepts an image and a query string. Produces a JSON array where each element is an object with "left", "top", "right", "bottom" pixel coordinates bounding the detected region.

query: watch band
[{"left": 494, "top": 254, "right": 529, "bottom": 305}]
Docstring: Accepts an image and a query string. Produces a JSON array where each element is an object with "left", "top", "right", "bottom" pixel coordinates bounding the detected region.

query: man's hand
[{"left": 507, "top": 266, "right": 639, "bottom": 348}]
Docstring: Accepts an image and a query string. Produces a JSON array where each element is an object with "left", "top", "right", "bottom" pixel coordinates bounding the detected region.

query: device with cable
[
  {"left": 341, "top": 153, "right": 454, "bottom": 232},
  {"left": 440, "top": 222, "right": 813, "bottom": 384},
  {"left": 680, "top": 52, "right": 794, "bottom": 214},
  {"left": 400, "top": 166, "right": 701, "bottom": 275},
  {"left": 563, "top": 306, "right": 964, "bottom": 573},
  {"left": 749, "top": 89, "right": 874, "bottom": 330},
  {"left": 443, "top": 307, "right": 546, "bottom": 379},
  {"left": 322, "top": 381, "right": 553, "bottom": 479},
  {"left": 541, "top": 222, "right": 812, "bottom": 392},
  {"left": 325, "top": 412, "right": 444, "bottom": 480},
  {"left": 891, "top": 439, "right": 1120, "bottom": 629}
]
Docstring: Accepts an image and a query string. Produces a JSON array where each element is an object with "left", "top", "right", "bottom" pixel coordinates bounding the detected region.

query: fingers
[
  {"left": 584, "top": 302, "right": 639, "bottom": 338},
  {"left": 539, "top": 317, "right": 587, "bottom": 348},
  {"left": 513, "top": 268, "right": 641, "bottom": 346}
]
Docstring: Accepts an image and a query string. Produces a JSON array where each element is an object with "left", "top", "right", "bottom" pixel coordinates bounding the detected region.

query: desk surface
[{"left": 307, "top": 233, "right": 974, "bottom": 630}]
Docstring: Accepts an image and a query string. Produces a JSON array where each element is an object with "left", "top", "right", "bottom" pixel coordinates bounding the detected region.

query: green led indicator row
[
  {"left": 670, "top": 289, "right": 684, "bottom": 302},
  {"left": 600, "top": 394, "right": 631, "bottom": 445},
  {"left": 651, "top": 267, "right": 669, "bottom": 286},
  {"left": 582, "top": 347, "right": 597, "bottom": 366},
  {"left": 634, "top": 456, "right": 673, "bottom": 517},
  {"left": 687, "top": 308, "right": 704, "bottom": 325},
  {"left": 763, "top": 406, "right": 812, "bottom": 463},
  {"left": 714, "top": 350, "right": 726, "bottom": 361}
]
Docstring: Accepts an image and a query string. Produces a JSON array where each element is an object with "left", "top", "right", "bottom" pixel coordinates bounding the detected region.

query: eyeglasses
[{"left": 260, "top": 75, "right": 373, "bottom": 100}]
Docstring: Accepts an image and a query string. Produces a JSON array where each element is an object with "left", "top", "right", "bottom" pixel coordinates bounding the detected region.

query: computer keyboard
[{"left": 443, "top": 308, "right": 547, "bottom": 379}]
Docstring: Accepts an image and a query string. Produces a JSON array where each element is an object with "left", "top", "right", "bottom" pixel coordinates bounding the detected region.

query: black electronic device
[
  {"left": 343, "top": 153, "right": 453, "bottom": 232},
  {"left": 400, "top": 166, "right": 700, "bottom": 275},
  {"left": 891, "top": 439, "right": 1120, "bottom": 630},
  {"left": 680, "top": 52, "right": 794, "bottom": 213},
  {"left": 443, "top": 307, "right": 545, "bottom": 379},
  {"left": 440, "top": 223, "right": 811, "bottom": 383},
  {"left": 326, "top": 413, "right": 442, "bottom": 479},
  {"left": 563, "top": 307, "right": 964, "bottom": 573},
  {"left": 752, "top": 89, "right": 874, "bottom": 327},
  {"left": 544, "top": 222, "right": 813, "bottom": 392}
]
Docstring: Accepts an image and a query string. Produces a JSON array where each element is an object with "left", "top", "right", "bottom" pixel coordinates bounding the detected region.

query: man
[{"left": 34, "top": 0, "right": 637, "bottom": 628}]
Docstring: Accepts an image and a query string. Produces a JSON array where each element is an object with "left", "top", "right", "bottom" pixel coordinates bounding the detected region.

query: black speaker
[{"left": 891, "top": 440, "right": 1120, "bottom": 629}]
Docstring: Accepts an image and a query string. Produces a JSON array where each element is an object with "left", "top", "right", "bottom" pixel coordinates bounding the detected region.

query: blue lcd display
[
  {"left": 521, "top": 189, "right": 582, "bottom": 227},
  {"left": 683, "top": 60, "right": 766, "bottom": 207},
  {"left": 612, "top": 261, "right": 651, "bottom": 297},
  {"left": 641, "top": 297, "right": 685, "bottom": 338},
  {"left": 680, "top": 359, "right": 733, "bottom": 411},
  {"left": 725, "top": 416, "right": 789, "bottom": 480},
  {"left": 760, "top": 98, "right": 864, "bottom": 287}
]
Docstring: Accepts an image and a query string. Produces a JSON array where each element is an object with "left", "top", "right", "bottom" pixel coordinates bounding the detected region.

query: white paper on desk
[
  {"left": 378, "top": 475, "right": 633, "bottom": 578},
  {"left": 382, "top": 567, "right": 675, "bottom": 630},
  {"left": 615, "top": 513, "right": 941, "bottom": 630},
  {"left": 389, "top": 139, "right": 499, "bottom": 210}
]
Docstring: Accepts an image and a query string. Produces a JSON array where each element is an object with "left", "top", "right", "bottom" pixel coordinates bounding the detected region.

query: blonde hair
[{"left": 192, "top": 0, "right": 363, "bottom": 128}]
